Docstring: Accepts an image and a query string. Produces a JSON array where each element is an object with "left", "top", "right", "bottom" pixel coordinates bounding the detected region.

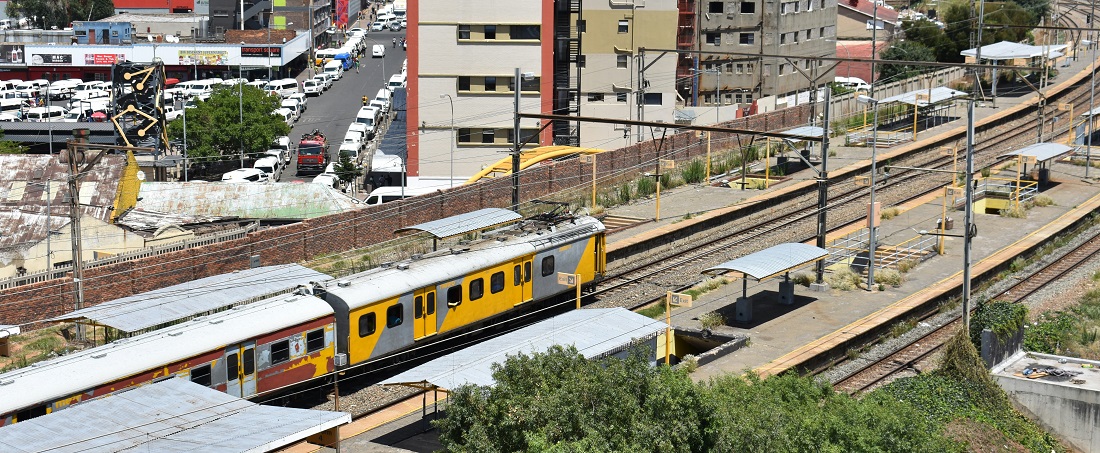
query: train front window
[
  {"left": 190, "top": 364, "right": 212, "bottom": 387},
  {"left": 271, "top": 340, "right": 290, "bottom": 364},
  {"left": 306, "top": 329, "right": 324, "bottom": 353}
]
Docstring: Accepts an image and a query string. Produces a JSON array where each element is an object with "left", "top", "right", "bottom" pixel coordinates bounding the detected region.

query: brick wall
[{"left": 1, "top": 105, "right": 810, "bottom": 327}]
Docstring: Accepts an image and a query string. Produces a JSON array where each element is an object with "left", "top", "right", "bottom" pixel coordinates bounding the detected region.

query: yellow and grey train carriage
[{"left": 323, "top": 210, "right": 606, "bottom": 366}]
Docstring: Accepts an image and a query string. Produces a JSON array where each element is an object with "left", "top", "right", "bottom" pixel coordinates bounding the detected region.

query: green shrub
[
  {"left": 980, "top": 167, "right": 992, "bottom": 178},
  {"left": 970, "top": 301, "right": 1028, "bottom": 347},
  {"left": 636, "top": 177, "right": 656, "bottom": 198},
  {"left": 619, "top": 182, "right": 633, "bottom": 203},
  {"left": 897, "top": 259, "right": 919, "bottom": 274},
  {"left": 791, "top": 273, "right": 813, "bottom": 286},
  {"left": 681, "top": 159, "right": 706, "bottom": 184},
  {"left": 698, "top": 312, "right": 725, "bottom": 330}
]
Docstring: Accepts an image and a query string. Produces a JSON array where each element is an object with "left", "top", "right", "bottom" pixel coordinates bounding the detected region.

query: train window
[
  {"left": 524, "top": 262, "right": 532, "bottom": 282},
  {"left": 514, "top": 265, "right": 522, "bottom": 286},
  {"left": 359, "top": 313, "right": 377, "bottom": 337},
  {"left": 271, "top": 340, "right": 290, "bottom": 364},
  {"left": 16, "top": 405, "right": 47, "bottom": 422},
  {"left": 415, "top": 295, "right": 424, "bottom": 319},
  {"left": 243, "top": 348, "right": 255, "bottom": 375},
  {"left": 427, "top": 292, "right": 436, "bottom": 315},
  {"left": 226, "top": 352, "right": 239, "bottom": 381},
  {"left": 387, "top": 303, "right": 404, "bottom": 327},
  {"left": 306, "top": 329, "right": 325, "bottom": 353},
  {"left": 470, "top": 278, "right": 484, "bottom": 301},
  {"left": 190, "top": 364, "right": 212, "bottom": 387},
  {"left": 491, "top": 272, "right": 505, "bottom": 293},
  {"left": 447, "top": 286, "right": 462, "bottom": 307},
  {"left": 541, "top": 256, "right": 555, "bottom": 277}
]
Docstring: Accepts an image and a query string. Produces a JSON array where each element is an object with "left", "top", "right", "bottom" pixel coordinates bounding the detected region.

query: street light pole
[
  {"left": 858, "top": 94, "right": 880, "bottom": 290},
  {"left": 239, "top": 43, "right": 245, "bottom": 167},
  {"left": 440, "top": 94, "right": 454, "bottom": 187},
  {"left": 962, "top": 99, "right": 975, "bottom": 335}
]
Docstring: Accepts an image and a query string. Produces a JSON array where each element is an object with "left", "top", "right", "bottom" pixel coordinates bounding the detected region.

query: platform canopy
[
  {"left": 780, "top": 126, "right": 825, "bottom": 144},
  {"left": 0, "top": 378, "right": 349, "bottom": 453},
  {"left": 879, "top": 86, "right": 968, "bottom": 106},
  {"left": 961, "top": 41, "right": 1067, "bottom": 60},
  {"left": 999, "top": 143, "right": 1073, "bottom": 163},
  {"left": 1080, "top": 106, "right": 1100, "bottom": 118},
  {"left": 394, "top": 208, "right": 522, "bottom": 239},
  {"left": 381, "top": 308, "right": 666, "bottom": 390},
  {"left": 703, "top": 243, "right": 829, "bottom": 281},
  {"left": 50, "top": 264, "right": 330, "bottom": 333}
]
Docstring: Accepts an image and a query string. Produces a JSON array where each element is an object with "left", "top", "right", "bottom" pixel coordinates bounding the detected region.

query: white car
[
  {"left": 372, "top": 44, "right": 386, "bottom": 58},
  {"left": 302, "top": 79, "right": 324, "bottom": 96},
  {"left": 220, "top": 78, "right": 247, "bottom": 86},
  {"left": 280, "top": 99, "right": 302, "bottom": 121},
  {"left": 221, "top": 168, "right": 267, "bottom": 183},
  {"left": 348, "top": 27, "right": 366, "bottom": 37},
  {"left": 339, "top": 142, "right": 361, "bottom": 160},
  {"left": 312, "top": 172, "right": 340, "bottom": 188},
  {"left": 264, "top": 148, "right": 290, "bottom": 165},
  {"left": 252, "top": 156, "right": 283, "bottom": 182},
  {"left": 342, "top": 130, "right": 365, "bottom": 151},
  {"left": 0, "top": 112, "right": 19, "bottom": 122},
  {"left": 288, "top": 93, "right": 308, "bottom": 111},
  {"left": 246, "top": 80, "right": 268, "bottom": 90},
  {"left": 272, "top": 108, "right": 294, "bottom": 126},
  {"left": 312, "top": 74, "right": 333, "bottom": 90},
  {"left": 371, "top": 21, "right": 386, "bottom": 31},
  {"left": 315, "top": 73, "right": 337, "bottom": 90}
]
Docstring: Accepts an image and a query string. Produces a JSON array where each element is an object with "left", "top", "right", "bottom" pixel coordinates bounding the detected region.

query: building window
[
  {"left": 509, "top": 25, "right": 540, "bottom": 40},
  {"left": 358, "top": 313, "right": 376, "bottom": 337},
  {"left": 190, "top": 364, "right": 212, "bottom": 387},
  {"left": 271, "top": 340, "right": 290, "bottom": 364},
  {"left": 779, "top": 64, "right": 786, "bottom": 75},
  {"left": 458, "top": 128, "right": 472, "bottom": 143},
  {"left": 520, "top": 77, "right": 540, "bottom": 92},
  {"left": 484, "top": 76, "right": 497, "bottom": 91},
  {"left": 644, "top": 93, "right": 662, "bottom": 105},
  {"left": 306, "top": 329, "right": 324, "bottom": 353},
  {"left": 741, "top": 1, "right": 756, "bottom": 13},
  {"left": 746, "top": 63, "right": 754, "bottom": 74},
  {"left": 541, "top": 256, "right": 555, "bottom": 277},
  {"left": 482, "top": 129, "right": 495, "bottom": 144},
  {"left": 470, "top": 278, "right": 484, "bottom": 300},
  {"left": 820, "top": 26, "right": 826, "bottom": 38},
  {"left": 739, "top": 33, "right": 754, "bottom": 45},
  {"left": 618, "top": 20, "right": 629, "bottom": 33},
  {"left": 588, "top": 93, "right": 604, "bottom": 101},
  {"left": 706, "top": 32, "right": 721, "bottom": 46},
  {"left": 458, "top": 25, "right": 470, "bottom": 40},
  {"left": 617, "top": 54, "right": 628, "bottom": 68},
  {"left": 491, "top": 271, "right": 505, "bottom": 293},
  {"left": 578, "top": 55, "right": 586, "bottom": 68},
  {"left": 484, "top": 24, "right": 497, "bottom": 39},
  {"left": 387, "top": 303, "right": 403, "bottom": 327},
  {"left": 806, "top": 29, "right": 813, "bottom": 40},
  {"left": 804, "top": 59, "right": 811, "bottom": 69},
  {"left": 780, "top": 33, "right": 787, "bottom": 44},
  {"left": 616, "top": 92, "right": 628, "bottom": 102},
  {"left": 457, "top": 76, "right": 470, "bottom": 91},
  {"left": 708, "top": 1, "right": 724, "bottom": 13},
  {"left": 736, "top": 63, "right": 744, "bottom": 74}
]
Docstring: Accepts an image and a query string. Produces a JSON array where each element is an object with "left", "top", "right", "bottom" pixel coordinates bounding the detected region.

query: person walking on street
[
  {"left": 355, "top": 58, "right": 360, "bottom": 73},
  {"left": 392, "top": 37, "right": 397, "bottom": 48}
]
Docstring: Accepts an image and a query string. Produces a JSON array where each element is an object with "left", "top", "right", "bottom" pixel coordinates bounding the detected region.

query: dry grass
[
  {"left": 874, "top": 268, "right": 904, "bottom": 287},
  {"left": 827, "top": 269, "right": 863, "bottom": 291},
  {"left": 1000, "top": 203, "right": 1028, "bottom": 219},
  {"left": 1032, "top": 195, "right": 1054, "bottom": 207},
  {"left": 880, "top": 206, "right": 901, "bottom": 220}
]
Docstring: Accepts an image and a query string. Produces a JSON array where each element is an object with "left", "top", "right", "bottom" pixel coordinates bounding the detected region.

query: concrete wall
[
  {"left": 0, "top": 216, "right": 147, "bottom": 279},
  {"left": 836, "top": 8, "right": 895, "bottom": 40},
  {"left": 0, "top": 103, "right": 810, "bottom": 327},
  {"left": 995, "top": 367, "right": 1100, "bottom": 452}
]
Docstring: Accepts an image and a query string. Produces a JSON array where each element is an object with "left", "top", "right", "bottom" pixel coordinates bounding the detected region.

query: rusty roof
[
  {"left": 0, "top": 209, "right": 70, "bottom": 264},
  {"left": 136, "top": 182, "right": 364, "bottom": 219}
]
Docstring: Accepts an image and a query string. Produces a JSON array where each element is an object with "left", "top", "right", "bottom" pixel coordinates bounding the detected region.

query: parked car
[
  {"left": 287, "top": 93, "right": 308, "bottom": 111},
  {"left": 312, "top": 74, "right": 333, "bottom": 91},
  {"left": 252, "top": 156, "right": 284, "bottom": 182},
  {"left": 281, "top": 98, "right": 303, "bottom": 120},
  {"left": 264, "top": 148, "right": 290, "bottom": 165},
  {"left": 164, "top": 105, "right": 183, "bottom": 121},
  {"left": 371, "top": 21, "right": 386, "bottom": 31},
  {"left": 272, "top": 108, "right": 294, "bottom": 126},
  {"left": 221, "top": 168, "right": 267, "bottom": 183},
  {"left": 302, "top": 79, "right": 324, "bottom": 96}
]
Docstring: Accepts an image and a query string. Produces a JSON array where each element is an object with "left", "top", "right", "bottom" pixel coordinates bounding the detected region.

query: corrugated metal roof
[
  {"left": 394, "top": 208, "right": 522, "bottom": 239},
  {"left": 0, "top": 378, "right": 350, "bottom": 453},
  {"left": 381, "top": 308, "right": 666, "bottom": 389},
  {"left": 136, "top": 181, "right": 363, "bottom": 219},
  {"left": 703, "top": 243, "right": 829, "bottom": 280},
  {"left": 782, "top": 126, "right": 824, "bottom": 144},
  {"left": 0, "top": 293, "right": 334, "bottom": 416},
  {"left": 961, "top": 41, "right": 1068, "bottom": 60},
  {"left": 1080, "top": 106, "right": 1100, "bottom": 117},
  {"left": 999, "top": 143, "right": 1073, "bottom": 162},
  {"left": 879, "top": 86, "right": 967, "bottom": 106},
  {"left": 0, "top": 154, "right": 126, "bottom": 252},
  {"left": 51, "top": 264, "right": 330, "bottom": 332}
]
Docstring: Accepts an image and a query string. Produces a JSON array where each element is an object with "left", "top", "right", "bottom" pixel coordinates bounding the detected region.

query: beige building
[{"left": 407, "top": 0, "right": 678, "bottom": 182}]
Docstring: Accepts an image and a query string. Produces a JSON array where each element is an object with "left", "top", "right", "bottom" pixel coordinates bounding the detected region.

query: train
[{"left": 0, "top": 210, "right": 606, "bottom": 426}]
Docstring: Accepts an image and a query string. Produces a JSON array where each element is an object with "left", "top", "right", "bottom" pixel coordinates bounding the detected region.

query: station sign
[
  {"left": 557, "top": 272, "right": 578, "bottom": 286},
  {"left": 668, "top": 292, "right": 692, "bottom": 307},
  {"left": 579, "top": 154, "right": 595, "bottom": 164}
]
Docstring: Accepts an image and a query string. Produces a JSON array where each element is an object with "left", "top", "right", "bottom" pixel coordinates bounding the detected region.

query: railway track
[{"left": 832, "top": 225, "right": 1100, "bottom": 395}]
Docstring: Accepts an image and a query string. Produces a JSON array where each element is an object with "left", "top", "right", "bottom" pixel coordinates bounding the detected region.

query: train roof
[
  {"left": 0, "top": 293, "right": 333, "bottom": 416},
  {"left": 326, "top": 215, "right": 604, "bottom": 309}
]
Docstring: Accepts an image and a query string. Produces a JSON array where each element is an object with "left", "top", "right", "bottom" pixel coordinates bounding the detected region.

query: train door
[
  {"left": 225, "top": 341, "right": 257, "bottom": 397},
  {"left": 413, "top": 288, "right": 438, "bottom": 339},
  {"left": 514, "top": 259, "right": 533, "bottom": 305}
]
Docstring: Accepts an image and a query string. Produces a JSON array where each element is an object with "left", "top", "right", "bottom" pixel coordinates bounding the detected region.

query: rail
[{"left": 0, "top": 222, "right": 258, "bottom": 291}]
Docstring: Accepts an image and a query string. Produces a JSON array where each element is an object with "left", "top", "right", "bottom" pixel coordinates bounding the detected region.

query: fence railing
[
  {"left": 829, "top": 67, "right": 968, "bottom": 122},
  {"left": 0, "top": 222, "right": 258, "bottom": 291}
]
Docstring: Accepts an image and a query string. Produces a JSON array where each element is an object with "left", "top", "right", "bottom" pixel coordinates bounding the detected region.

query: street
[{"left": 280, "top": 29, "right": 408, "bottom": 182}]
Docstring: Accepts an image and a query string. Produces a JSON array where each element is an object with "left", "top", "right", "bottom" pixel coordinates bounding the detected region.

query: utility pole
[
  {"left": 65, "top": 135, "right": 87, "bottom": 343},
  {"left": 1088, "top": 0, "right": 1096, "bottom": 177},
  {"left": 962, "top": 100, "right": 976, "bottom": 336},
  {"left": 814, "top": 88, "right": 831, "bottom": 287},
  {"left": 871, "top": 0, "right": 877, "bottom": 96},
  {"left": 512, "top": 67, "right": 521, "bottom": 211}
]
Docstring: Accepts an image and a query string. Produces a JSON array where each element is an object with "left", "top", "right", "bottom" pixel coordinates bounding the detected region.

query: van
[
  {"left": 372, "top": 44, "right": 386, "bottom": 58},
  {"left": 0, "top": 98, "right": 22, "bottom": 119},
  {"left": 365, "top": 186, "right": 435, "bottom": 205},
  {"left": 252, "top": 156, "right": 283, "bottom": 181},
  {"left": 315, "top": 48, "right": 339, "bottom": 66},
  {"left": 24, "top": 106, "right": 65, "bottom": 122},
  {"left": 281, "top": 98, "right": 303, "bottom": 120},
  {"left": 272, "top": 108, "right": 294, "bottom": 126},
  {"left": 221, "top": 168, "right": 267, "bottom": 183},
  {"left": 387, "top": 73, "right": 406, "bottom": 90},
  {"left": 355, "top": 106, "right": 380, "bottom": 136},
  {"left": 263, "top": 78, "right": 300, "bottom": 98},
  {"left": 373, "top": 88, "right": 392, "bottom": 110},
  {"left": 324, "top": 60, "right": 344, "bottom": 81}
]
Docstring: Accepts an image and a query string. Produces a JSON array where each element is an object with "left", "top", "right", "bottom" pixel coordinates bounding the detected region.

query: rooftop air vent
[
  {"left": 337, "top": 280, "right": 351, "bottom": 287},
  {"left": 411, "top": 254, "right": 423, "bottom": 260},
  {"left": 396, "top": 263, "right": 410, "bottom": 270},
  {"left": 381, "top": 262, "right": 394, "bottom": 268}
]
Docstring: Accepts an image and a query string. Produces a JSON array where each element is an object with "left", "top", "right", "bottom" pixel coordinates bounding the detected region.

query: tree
[
  {"left": 6, "top": 0, "right": 114, "bottom": 30},
  {"left": 333, "top": 151, "right": 362, "bottom": 185},
  {"left": 0, "top": 129, "right": 26, "bottom": 154},
  {"left": 901, "top": 19, "right": 957, "bottom": 63},
  {"left": 880, "top": 41, "right": 937, "bottom": 82},
  {"left": 166, "top": 85, "right": 289, "bottom": 163}
]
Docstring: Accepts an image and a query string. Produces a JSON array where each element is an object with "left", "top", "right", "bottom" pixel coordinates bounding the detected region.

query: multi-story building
[
  {"left": 408, "top": 0, "right": 677, "bottom": 182},
  {"left": 687, "top": 0, "right": 837, "bottom": 111}
]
